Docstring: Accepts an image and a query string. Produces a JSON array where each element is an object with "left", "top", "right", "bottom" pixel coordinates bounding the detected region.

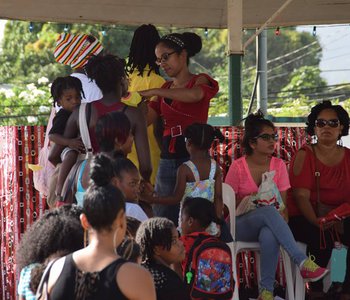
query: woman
[
  {"left": 288, "top": 100, "right": 350, "bottom": 299},
  {"left": 140, "top": 32, "right": 219, "bottom": 225},
  {"left": 225, "top": 112, "right": 328, "bottom": 300},
  {"left": 126, "top": 24, "right": 165, "bottom": 185},
  {"left": 50, "top": 54, "right": 151, "bottom": 202},
  {"left": 42, "top": 155, "right": 156, "bottom": 300},
  {"left": 17, "top": 205, "right": 84, "bottom": 300}
]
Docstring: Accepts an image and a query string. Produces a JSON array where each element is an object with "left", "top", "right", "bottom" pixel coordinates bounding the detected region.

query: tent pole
[{"left": 227, "top": 0, "right": 244, "bottom": 125}]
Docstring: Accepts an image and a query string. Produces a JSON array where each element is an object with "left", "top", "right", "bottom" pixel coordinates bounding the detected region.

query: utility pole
[{"left": 257, "top": 29, "right": 268, "bottom": 115}]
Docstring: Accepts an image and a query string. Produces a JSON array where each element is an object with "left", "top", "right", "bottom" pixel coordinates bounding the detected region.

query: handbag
[{"left": 312, "top": 145, "right": 347, "bottom": 248}]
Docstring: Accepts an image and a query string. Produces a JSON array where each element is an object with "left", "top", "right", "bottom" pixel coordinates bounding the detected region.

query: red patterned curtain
[{"left": 0, "top": 125, "right": 308, "bottom": 299}]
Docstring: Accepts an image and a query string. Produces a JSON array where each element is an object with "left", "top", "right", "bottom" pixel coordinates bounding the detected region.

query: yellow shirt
[{"left": 127, "top": 68, "right": 165, "bottom": 184}]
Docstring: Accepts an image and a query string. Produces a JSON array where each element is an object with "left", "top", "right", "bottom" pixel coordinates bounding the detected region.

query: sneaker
[
  {"left": 300, "top": 255, "right": 329, "bottom": 282},
  {"left": 258, "top": 289, "right": 274, "bottom": 300}
]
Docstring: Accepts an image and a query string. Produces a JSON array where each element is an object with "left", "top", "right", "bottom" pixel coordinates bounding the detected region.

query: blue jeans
[
  {"left": 153, "top": 158, "right": 188, "bottom": 226},
  {"left": 236, "top": 206, "right": 307, "bottom": 292}
]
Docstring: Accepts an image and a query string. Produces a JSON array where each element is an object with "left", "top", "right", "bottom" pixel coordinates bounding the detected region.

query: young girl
[
  {"left": 113, "top": 157, "right": 149, "bottom": 221},
  {"left": 135, "top": 217, "right": 190, "bottom": 300},
  {"left": 140, "top": 32, "right": 219, "bottom": 225},
  {"left": 144, "top": 123, "right": 224, "bottom": 233},
  {"left": 43, "top": 154, "right": 156, "bottom": 300},
  {"left": 17, "top": 204, "right": 84, "bottom": 300},
  {"left": 225, "top": 111, "right": 328, "bottom": 300}
]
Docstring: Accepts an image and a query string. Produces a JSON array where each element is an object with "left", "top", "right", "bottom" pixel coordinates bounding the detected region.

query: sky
[{"left": 298, "top": 25, "right": 350, "bottom": 85}]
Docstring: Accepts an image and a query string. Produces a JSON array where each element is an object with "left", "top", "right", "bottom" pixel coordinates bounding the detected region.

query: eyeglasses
[
  {"left": 315, "top": 119, "right": 340, "bottom": 128},
  {"left": 155, "top": 51, "right": 176, "bottom": 65},
  {"left": 254, "top": 133, "right": 278, "bottom": 142}
]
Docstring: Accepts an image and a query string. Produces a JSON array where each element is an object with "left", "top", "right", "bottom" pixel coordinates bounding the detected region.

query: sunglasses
[
  {"left": 155, "top": 51, "right": 176, "bottom": 65},
  {"left": 315, "top": 119, "right": 340, "bottom": 128},
  {"left": 254, "top": 133, "right": 278, "bottom": 142}
]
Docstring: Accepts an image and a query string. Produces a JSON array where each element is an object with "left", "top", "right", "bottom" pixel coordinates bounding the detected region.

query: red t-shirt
[
  {"left": 148, "top": 73, "right": 219, "bottom": 158},
  {"left": 287, "top": 145, "right": 350, "bottom": 217}
]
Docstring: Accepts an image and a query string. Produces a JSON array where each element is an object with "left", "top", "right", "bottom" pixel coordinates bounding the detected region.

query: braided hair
[{"left": 127, "top": 24, "right": 160, "bottom": 76}]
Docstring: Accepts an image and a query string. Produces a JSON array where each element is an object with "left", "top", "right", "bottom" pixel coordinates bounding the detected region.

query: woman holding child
[{"left": 225, "top": 112, "right": 328, "bottom": 300}]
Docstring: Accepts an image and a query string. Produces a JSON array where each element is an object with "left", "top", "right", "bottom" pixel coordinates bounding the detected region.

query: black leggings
[{"left": 289, "top": 215, "right": 350, "bottom": 291}]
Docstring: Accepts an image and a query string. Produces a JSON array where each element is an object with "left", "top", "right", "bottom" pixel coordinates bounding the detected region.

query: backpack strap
[
  {"left": 183, "top": 161, "right": 200, "bottom": 182},
  {"left": 184, "top": 234, "right": 212, "bottom": 279},
  {"left": 35, "top": 258, "right": 58, "bottom": 300}
]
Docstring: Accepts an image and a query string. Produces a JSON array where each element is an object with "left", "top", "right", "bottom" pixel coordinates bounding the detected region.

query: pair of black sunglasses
[
  {"left": 315, "top": 119, "right": 340, "bottom": 128},
  {"left": 254, "top": 133, "right": 278, "bottom": 142}
]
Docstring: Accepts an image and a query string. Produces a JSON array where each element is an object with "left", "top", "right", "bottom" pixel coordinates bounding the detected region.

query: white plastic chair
[{"left": 222, "top": 183, "right": 295, "bottom": 300}]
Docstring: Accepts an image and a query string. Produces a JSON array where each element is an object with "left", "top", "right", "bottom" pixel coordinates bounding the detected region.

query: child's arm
[
  {"left": 143, "top": 165, "right": 187, "bottom": 205},
  {"left": 49, "top": 134, "right": 85, "bottom": 152},
  {"left": 214, "top": 164, "right": 224, "bottom": 218}
]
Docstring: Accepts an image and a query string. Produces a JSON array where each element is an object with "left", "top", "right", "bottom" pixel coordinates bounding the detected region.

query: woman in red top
[
  {"left": 288, "top": 100, "right": 350, "bottom": 299},
  {"left": 140, "top": 32, "right": 219, "bottom": 225}
]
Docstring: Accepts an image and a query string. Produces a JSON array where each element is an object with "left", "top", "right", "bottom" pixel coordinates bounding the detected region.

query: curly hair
[
  {"left": 16, "top": 204, "right": 84, "bottom": 271},
  {"left": 135, "top": 217, "right": 175, "bottom": 262},
  {"left": 306, "top": 100, "right": 349, "bottom": 137},
  {"left": 242, "top": 110, "right": 275, "bottom": 155},
  {"left": 85, "top": 54, "right": 126, "bottom": 94},
  {"left": 51, "top": 76, "right": 84, "bottom": 106},
  {"left": 185, "top": 123, "right": 224, "bottom": 150},
  {"left": 127, "top": 24, "right": 160, "bottom": 76}
]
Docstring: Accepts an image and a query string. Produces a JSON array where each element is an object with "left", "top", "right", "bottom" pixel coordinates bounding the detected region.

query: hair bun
[
  {"left": 181, "top": 32, "right": 202, "bottom": 57},
  {"left": 89, "top": 154, "right": 114, "bottom": 187}
]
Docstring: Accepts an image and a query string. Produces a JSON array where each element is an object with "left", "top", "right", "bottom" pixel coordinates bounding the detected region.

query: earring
[
  {"left": 84, "top": 229, "right": 89, "bottom": 247},
  {"left": 312, "top": 135, "right": 318, "bottom": 144}
]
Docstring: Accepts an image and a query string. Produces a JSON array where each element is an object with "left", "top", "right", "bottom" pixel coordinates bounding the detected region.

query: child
[
  {"left": 144, "top": 123, "right": 224, "bottom": 233},
  {"left": 135, "top": 217, "right": 191, "bottom": 300},
  {"left": 114, "top": 158, "right": 149, "bottom": 221},
  {"left": 180, "top": 197, "right": 234, "bottom": 300},
  {"left": 49, "top": 76, "right": 85, "bottom": 158}
]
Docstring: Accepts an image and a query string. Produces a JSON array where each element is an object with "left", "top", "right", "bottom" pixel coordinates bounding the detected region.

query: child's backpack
[{"left": 184, "top": 234, "right": 234, "bottom": 299}]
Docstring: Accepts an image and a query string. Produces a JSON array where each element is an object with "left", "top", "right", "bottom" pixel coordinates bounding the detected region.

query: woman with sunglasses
[
  {"left": 288, "top": 100, "right": 350, "bottom": 299},
  {"left": 139, "top": 32, "right": 219, "bottom": 225},
  {"left": 225, "top": 111, "right": 328, "bottom": 300}
]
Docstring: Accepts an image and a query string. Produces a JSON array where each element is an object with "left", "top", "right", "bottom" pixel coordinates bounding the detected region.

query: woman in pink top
[{"left": 225, "top": 112, "right": 328, "bottom": 300}]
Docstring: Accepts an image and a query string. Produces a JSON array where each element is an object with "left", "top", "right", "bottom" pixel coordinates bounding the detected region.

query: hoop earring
[{"left": 84, "top": 229, "right": 89, "bottom": 247}]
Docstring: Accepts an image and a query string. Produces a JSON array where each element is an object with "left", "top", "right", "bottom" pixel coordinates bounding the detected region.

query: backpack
[{"left": 184, "top": 234, "right": 234, "bottom": 299}]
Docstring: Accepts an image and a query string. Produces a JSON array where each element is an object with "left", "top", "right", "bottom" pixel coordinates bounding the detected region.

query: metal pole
[
  {"left": 227, "top": 0, "right": 244, "bottom": 125},
  {"left": 257, "top": 29, "right": 268, "bottom": 115}
]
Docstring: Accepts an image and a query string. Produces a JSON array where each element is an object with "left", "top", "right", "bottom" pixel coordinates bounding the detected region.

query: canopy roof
[{"left": 0, "top": 0, "right": 350, "bottom": 28}]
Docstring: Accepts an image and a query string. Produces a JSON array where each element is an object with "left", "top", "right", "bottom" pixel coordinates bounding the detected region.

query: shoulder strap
[
  {"left": 43, "top": 107, "right": 56, "bottom": 149},
  {"left": 184, "top": 234, "right": 212, "bottom": 274},
  {"left": 35, "top": 258, "right": 58, "bottom": 300},
  {"left": 79, "top": 103, "right": 93, "bottom": 160},
  {"left": 311, "top": 145, "right": 321, "bottom": 205},
  {"left": 209, "top": 159, "right": 217, "bottom": 180},
  {"left": 184, "top": 161, "right": 200, "bottom": 182}
]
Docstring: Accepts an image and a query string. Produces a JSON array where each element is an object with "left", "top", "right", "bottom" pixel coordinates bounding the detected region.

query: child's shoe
[
  {"left": 258, "top": 289, "right": 274, "bottom": 300},
  {"left": 300, "top": 255, "right": 329, "bottom": 282}
]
